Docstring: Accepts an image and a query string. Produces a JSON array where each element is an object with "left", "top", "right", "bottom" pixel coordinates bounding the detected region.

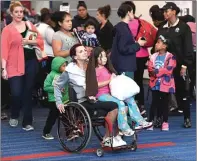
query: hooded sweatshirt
[
  {"left": 44, "top": 57, "right": 69, "bottom": 103},
  {"left": 111, "top": 21, "right": 140, "bottom": 73}
]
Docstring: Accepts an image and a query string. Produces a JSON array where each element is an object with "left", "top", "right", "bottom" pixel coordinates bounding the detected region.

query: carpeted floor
[{"left": 1, "top": 84, "right": 196, "bottom": 161}]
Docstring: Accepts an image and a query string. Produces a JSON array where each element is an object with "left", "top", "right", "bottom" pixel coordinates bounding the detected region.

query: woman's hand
[
  {"left": 58, "top": 104, "right": 65, "bottom": 114},
  {"left": 137, "top": 37, "right": 147, "bottom": 46},
  {"left": 22, "top": 38, "right": 30, "bottom": 46},
  {"left": 2, "top": 68, "right": 8, "bottom": 80}
]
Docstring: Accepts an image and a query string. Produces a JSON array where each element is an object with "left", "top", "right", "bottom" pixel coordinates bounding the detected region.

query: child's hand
[
  {"left": 111, "top": 73, "right": 116, "bottom": 80},
  {"left": 88, "top": 96, "right": 96, "bottom": 101}
]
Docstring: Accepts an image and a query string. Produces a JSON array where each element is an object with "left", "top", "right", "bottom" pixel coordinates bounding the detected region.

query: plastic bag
[{"left": 109, "top": 74, "right": 140, "bottom": 100}]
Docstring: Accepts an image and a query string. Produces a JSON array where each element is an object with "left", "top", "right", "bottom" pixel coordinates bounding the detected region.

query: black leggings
[
  {"left": 149, "top": 91, "right": 169, "bottom": 123},
  {"left": 43, "top": 102, "right": 59, "bottom": 134},
  {"left": 81, "top": 101, "right": 118, "bottom": 117}
]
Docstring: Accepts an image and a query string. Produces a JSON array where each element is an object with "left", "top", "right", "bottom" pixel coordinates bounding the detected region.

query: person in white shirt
[{"left": 35, "top": 13, "right": 55, "bottom": 73}]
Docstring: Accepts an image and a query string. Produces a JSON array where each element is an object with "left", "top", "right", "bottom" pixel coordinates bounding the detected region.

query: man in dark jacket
[
  {"left": 72, "top": 1, "right": 99, "bottom": 31},
  {"left": 152, "top": 2, "right": 194, "bottom": 128}
]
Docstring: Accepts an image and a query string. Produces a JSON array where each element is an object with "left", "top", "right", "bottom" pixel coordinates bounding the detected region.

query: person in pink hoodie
[
  {"left": 148, "top": 35, "right": 176, "bottom": 131},
  {"left": 122, "top": 1, "right": 150, "bottom": 120}
]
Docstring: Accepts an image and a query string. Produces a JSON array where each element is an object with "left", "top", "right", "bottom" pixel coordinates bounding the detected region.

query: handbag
[
  {"left": 109, "top": 74, "right": 140, "bottom": 100},
  {"left": 25, "top": 21, "right": 48, "bottom": 61}
]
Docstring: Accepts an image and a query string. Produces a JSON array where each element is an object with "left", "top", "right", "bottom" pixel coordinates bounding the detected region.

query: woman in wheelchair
[
  {"left": 54, "top": 44, "right": 126, "bottom": 147},
  {"left": 86, "top": 47, "right": 153, "bottom": 134}
]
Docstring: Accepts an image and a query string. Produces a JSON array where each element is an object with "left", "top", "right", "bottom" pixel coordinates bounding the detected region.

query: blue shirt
[{"left": 152, "top": 54, "right": 166, "bottom": 91}]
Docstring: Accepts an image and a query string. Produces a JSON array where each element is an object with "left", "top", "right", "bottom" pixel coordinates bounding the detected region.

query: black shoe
[{"left": 184, "top": 118, "right": 191, "bottom": 128}]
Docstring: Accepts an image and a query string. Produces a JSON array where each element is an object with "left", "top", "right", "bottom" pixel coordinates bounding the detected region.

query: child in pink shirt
[{"left": 86, "top": 47, "right": 153, "bottom": 140}]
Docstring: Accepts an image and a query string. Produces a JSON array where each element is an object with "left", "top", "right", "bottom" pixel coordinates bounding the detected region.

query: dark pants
[
  {"left": 43, "top": 102, "right": 59, "bottom": 134},
  {"left": 8, "top": 59, "right": 38, "bottom": 127},
  {"left": 1, "top": 78, "right": 10, "bottom": 107},
  {"left": 174, "top": 65, "right": 190, "bottom": 119},
  {"left": 134, "top": 57, "right": 149, "bottom": 106},
  {"left": 149, "top": 91, "right": 169, "bottom": 123}
]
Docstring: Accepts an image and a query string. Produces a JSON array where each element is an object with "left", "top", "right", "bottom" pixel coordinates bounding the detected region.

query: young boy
[{"left": 42, "top": 57, "right": 69, "bottom": 140}]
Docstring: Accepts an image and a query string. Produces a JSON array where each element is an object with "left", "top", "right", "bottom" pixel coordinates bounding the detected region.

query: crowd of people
[{"left": 1, "top": 1, "right": 196, "bottom": 147}]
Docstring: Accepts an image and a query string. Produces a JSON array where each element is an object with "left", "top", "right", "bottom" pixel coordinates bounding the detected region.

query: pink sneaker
[{"left": 162, "top": 122, "right": 169, "bottom": 131}]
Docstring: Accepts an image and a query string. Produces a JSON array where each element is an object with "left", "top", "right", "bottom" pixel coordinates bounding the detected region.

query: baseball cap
[{"left": 162, "top": 2, "right": 180, "bottom": 14}]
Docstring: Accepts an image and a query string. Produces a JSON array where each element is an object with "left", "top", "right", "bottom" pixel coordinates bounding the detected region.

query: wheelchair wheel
[{"left": 57, "top": 102, "right": 92, "bottom": 152}]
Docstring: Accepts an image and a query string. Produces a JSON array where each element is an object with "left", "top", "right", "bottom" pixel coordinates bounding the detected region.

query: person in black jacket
[
  {"left": 72, "top": 1, "right": 99, "bottom": 32},
  {"left": 111, "top": 4, "right": 146, "bottom": 79},
  {"left": 152, "top": 2, "right": 194, "bottom": 128}
]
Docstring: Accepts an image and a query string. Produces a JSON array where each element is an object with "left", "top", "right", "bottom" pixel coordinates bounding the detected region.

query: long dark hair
[{"left": 86, "top": 47, "right": 116, "bottom": 96}]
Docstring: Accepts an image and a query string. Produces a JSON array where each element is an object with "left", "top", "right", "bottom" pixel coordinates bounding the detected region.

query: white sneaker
[
  {"left": 114, "top": 135, "right": 127, "bottom": 146},
  {"left": 135, "top": 125, "right": 143, "bottom": 130},
  {"left": 140, "top": 121, "right": 153, "bottom": 129},
  {"left": 112, "top": 136, "right": 127, "bottom": 147},
  {"left": 22, "top": 125, "right": 34, "bottom": 131},
  {"left": 9, "top": 119, "right": 18, "bottom": 127},
  {"left": 102, "top": 137, "right": 112, "bottom": 147},
  {"left": 146, "top": 126, "right": 154, "bottom": 131},
  {"left": 122, "top": 129, "right": 135, "bottom": 136}
]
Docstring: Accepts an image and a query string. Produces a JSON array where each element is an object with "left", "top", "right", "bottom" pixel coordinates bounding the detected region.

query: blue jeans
[
  {"left": 98, "top": 94, "right": 144, "bottom": 131},
  {"left": 8, "top": 59, "right": 38, "bottom": 127}
]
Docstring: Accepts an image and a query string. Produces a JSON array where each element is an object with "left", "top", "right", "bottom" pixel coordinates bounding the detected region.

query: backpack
[{"left": 136, "top": 19, "right": 157, "bottom": 47}]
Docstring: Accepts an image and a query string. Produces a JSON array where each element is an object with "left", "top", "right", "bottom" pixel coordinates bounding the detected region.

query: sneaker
[
  {"left": 146, "top": 126, "right": 154, "bottom": 131},
  {"left": 1, "top": 113, "right": 8, "bottom": 120},
  {"left": 22, "top": 125, "right": 34, "bottom": 131},
  {"left": 102, "top": 137, "right": 112, "bottom": 147},
  {"left": 135, "top": 125, "right": 143, "bottom": 130},
  {"left": 140, "top": 121, "right": 153, "bottom": 129},
  {"left": 112, "top": 136, "right": 127, "bottom": 147},
  {"left": 102, "top": 136, "right": 127, "bottom": 147},
  {"left": 67, "top": 131, "right": 79, "bottom": 141},
  {"left": 9, "top": 119, "right": 18, "bottom": 127},
  {"left": 184, "top": 118, "right": 191, "bottom": 128},
  {"left": 42, "top": 134, "right": 54, "bottom": 140},
  {"left": 114, "top": 135, "right": 127, "bottom": 146},
  {"left": 162, "top": 122, "right": 169, "bottom": 131},
  {"left": 122, "top": 129, "right": 135, "bottom": 136},
  {"left": 118, "top": 131, "right": 123, "bottom": 136}
]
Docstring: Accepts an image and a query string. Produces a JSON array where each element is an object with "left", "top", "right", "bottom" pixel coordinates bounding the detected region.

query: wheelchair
[{"left": 57, "top": 85, "right": 138, "bottom": 157}]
